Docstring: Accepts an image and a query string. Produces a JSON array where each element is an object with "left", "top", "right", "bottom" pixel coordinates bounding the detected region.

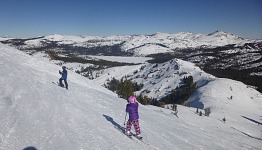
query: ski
[
  {"left": 130, "top": 132, "right": 143, "bottom": 140},
  {"left": 52, "top": 81, "right": 66, "bottom": 89},
  {"left": 125, "top": 133, "right": 133, "bottom": 139},
  {"left": 115, "top": 126, "right": 150, "bottom": 145},
  {"left": 134, "top": 135, "right": 143, "bottom": 140}
]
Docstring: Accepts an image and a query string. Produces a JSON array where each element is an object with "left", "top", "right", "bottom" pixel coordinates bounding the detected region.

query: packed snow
[{"left": 0, "top": 43, "right": 262, "bottom": 150}]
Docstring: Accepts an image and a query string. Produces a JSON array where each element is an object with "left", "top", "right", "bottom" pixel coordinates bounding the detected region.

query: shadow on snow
[{"left": 103, "top": 114, "right": 126, "bottom": 134}]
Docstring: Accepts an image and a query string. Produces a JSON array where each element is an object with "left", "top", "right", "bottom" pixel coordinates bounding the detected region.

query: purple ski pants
[{"left": 126, "top": 119, "right": 141, "bottom": 135}]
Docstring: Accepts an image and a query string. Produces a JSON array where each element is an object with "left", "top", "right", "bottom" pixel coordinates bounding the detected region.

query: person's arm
[{"left": 126, "top": 104, "right": 130, "bottom": 113}]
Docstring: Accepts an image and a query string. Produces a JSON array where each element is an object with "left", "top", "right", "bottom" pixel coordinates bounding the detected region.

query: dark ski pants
[
  {"left": 126, "top": 119, "right": 141, "bottom": 135},
  {"left": 59, "top": 78, "right": 68, "bottom": 89}
]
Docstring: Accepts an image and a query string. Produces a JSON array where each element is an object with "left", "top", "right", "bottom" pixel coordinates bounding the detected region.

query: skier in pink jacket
[{"left": 125, "top": 96, "right": 142, "bottom": 139}]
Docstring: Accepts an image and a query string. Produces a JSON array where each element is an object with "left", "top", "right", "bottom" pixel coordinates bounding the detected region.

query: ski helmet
[{"left": 128, "top": 96, "right": 136, "bottom": 103}]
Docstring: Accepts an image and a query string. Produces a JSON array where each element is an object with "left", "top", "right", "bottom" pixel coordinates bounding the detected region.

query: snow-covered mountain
[
  {"left": 93, "top": 57, "right": 214, "bottom": 101},
  {"left": 2, "top": 31, "right": 261, "bottom": 92},
  {"left": 0, "top": 43, "right": 261, "bottom": 149},
  {"left": 1, "top": 31, "right": 261, "bottom": 70},
  {"left": 1, "top": 31, "right": 256, "bottom": 55}
]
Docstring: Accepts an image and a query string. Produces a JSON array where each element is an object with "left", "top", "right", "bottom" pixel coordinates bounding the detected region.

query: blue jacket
[
  {"left": 60, "top": 69, "right": 68, "bottom": 80},
  {"left": 126, "top": 102, "right": 139, "bottom": 121}
]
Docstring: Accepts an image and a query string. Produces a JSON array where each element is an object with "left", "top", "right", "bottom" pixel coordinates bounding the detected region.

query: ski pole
[{"left": 124, "top": 112, "right": 127, "bottom": 125}]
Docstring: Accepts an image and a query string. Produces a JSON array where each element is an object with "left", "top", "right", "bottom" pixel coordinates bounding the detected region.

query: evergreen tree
[
  {"left": 116, "top": 78, "right": 134, "bottom": 100},
  {"left": 107, "top": 77, "right": 119, "bottom": 92},
  {"left": 159, "top": 75, "right": 197, "bottom": 105}
]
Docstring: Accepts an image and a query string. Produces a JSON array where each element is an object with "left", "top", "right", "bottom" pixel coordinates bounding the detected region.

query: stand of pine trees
[
  {"left": 105, "top": 77, "right": 156, "bottom": 105},
  {"left": 160, "top": 76, "right": 196, "bottom": 105},
  {"left": 105, "top": 76, "right": 196, "bottom": 107},
  {"left": 105, "top": 77, "right": 144, "bottom": 100},
  {"left": 116, "top": 79, "right": 134, "bottom": 100}
]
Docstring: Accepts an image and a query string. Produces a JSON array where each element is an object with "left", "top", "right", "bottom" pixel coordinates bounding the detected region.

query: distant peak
[
  {"left": 207, "top": 30, "right": 244, "bottom": 40},
  {"left": 48, "top": 34, "right": 63, "bottom": 36},
  {"left": 208, "top": 30, "right": 227, "bottom": 36},
  {"left": 44, "top": 34, "right": 64, "bottom": 40}
]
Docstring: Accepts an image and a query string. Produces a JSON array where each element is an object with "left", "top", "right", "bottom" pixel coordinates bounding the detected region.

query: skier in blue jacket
[
  {"left": 125, "top": 96, "right": 142, "bottom": 139},
  {"left": 59, "top": 66, "right": 68, "bottom": 89}
]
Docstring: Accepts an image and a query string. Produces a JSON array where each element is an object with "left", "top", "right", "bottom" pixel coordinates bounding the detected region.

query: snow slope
[
  {"left": 0, "top": 43, "right": 262, "bottom": 150},
  {"left": 92, "top": 57, "right": 215, "bottom": 100}
]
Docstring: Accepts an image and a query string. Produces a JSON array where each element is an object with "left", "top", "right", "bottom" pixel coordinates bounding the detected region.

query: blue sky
[{"left": 0, "top": 0, "right": 261, "bottom": 39}]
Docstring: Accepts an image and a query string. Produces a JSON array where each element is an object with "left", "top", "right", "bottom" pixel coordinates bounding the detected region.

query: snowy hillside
[
  {"left": 1, "top": 43, "right": 262, "bottom": 150},
  {"left": 93, "top": 57, "right": 214, "bottom": 100}
]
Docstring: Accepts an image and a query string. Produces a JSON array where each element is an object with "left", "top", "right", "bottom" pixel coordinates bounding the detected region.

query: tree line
[
  {"left": 159, "top": 76, "right": 197, "bottom": 105},
  {"left": 105, "top": 75, "right": 197, "bottom": 107}
]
